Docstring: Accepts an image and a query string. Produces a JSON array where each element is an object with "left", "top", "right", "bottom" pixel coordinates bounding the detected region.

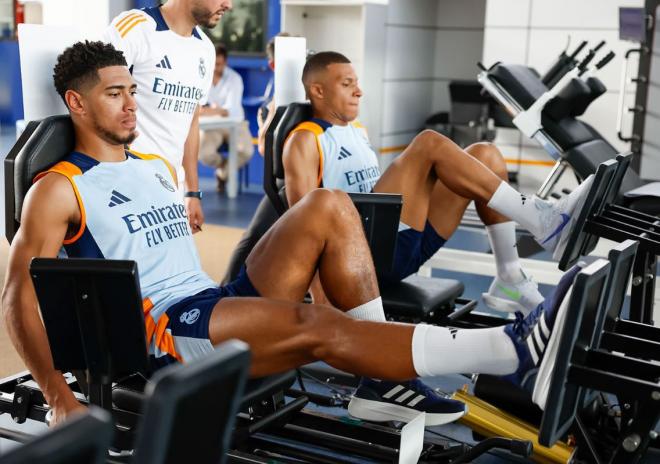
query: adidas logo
[
  {"left": 338, "top": 146, "right": 353, "bottom": 160},
  {"left": 526, "top": 312, "right": 551, "bottom": 365},
  {"left": 156, "top": 55, "right": 172, "bottom": 69},
  {"left": 108, "top": 190, "right": 131, "bottom": 207},
  {"left": 382, "top": 385, "right": 426, "bottom": 407}
]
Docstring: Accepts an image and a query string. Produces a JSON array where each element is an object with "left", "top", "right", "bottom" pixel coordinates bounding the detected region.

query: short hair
[
  {"left": 215, "top": 43, "right": 228, "bottom": 59},
  {"left": 301, "top": 51, "right": 351, "bottom": 94},
  {"left": 53, "top": 41, "right": 127, "bottom": 102},
  {"left": 265, "top": 32, "right": 291, "bottom": 61}
]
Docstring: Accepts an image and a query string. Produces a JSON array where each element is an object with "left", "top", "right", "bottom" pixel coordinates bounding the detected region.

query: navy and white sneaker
[
  {"left": 348, "top": 377, "right": 467, "bottom": 426},
  {"left": 533, "top": 175, "right": 594, "bottom": 260},
  {"left": 502, "top": 264, "right": 582, "bottom": 392}
]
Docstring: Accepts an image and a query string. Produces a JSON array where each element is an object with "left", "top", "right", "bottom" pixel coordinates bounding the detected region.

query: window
[{"left": 203, "top": 0, "right": 267, "bottom": 56}]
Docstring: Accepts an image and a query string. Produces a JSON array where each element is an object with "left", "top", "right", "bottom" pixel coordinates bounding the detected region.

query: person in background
[
  {"left": 256, "top": 32, "right": 290, "bottom": 156},
  {"left": 221, "top": 33, "right": 290, "bottom": 283},
  {"left": 199, "top": 43, "right": 254, "bottom": 192}
]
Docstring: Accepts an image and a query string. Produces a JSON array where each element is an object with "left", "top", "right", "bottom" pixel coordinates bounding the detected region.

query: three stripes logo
[
  {"left": 338, "top": 146, "right": 353, "bottom": 160},
  {"left": 526, "top": 312, "right": 551, "bottom": 366},
  {"left": 382, "top": 385, "right": 426, "bottom": 408},
  {"left": 108, "top": 190, "right": 131, "bottom": 208},
  {"left": 156, "top": 55, "right": 173, "bottom": 70}
]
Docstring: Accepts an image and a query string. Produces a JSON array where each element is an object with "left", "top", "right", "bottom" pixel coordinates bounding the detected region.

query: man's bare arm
[
  {"left": 282, "top": 130, "right": 322, "bottom": 207},
  {"left": 1, "top": 174, "right": 83, "bottom": 424},
  {"left": 182, "top": 105, "right": 204, "bottom": 232}
]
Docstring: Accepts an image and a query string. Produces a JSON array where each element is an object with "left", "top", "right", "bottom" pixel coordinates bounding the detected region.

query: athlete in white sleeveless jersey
[
  {"left": 288, "top": 119, "right": 380, "bottom": 193},
  {"left": 284, "top": 51, "right": 592, "bottom": 314}
]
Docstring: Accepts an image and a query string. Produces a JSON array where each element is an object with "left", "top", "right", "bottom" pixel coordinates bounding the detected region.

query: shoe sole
[
  {"left": 532, "top": 285, "right": 573, "bottom": 409},
  {"left": 347, "top": 397, "right": 467, "bottom": 426},
  {"left": 552, "top": 177, "right": 594, "bottom": 262},
  {"left": 482, "top": 293, "right": 527, "bottom": 314}
]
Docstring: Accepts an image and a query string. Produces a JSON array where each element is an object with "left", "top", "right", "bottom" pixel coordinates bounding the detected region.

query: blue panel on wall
[{"left": 0, "top": 41, "right": 23, "bottom": 125}]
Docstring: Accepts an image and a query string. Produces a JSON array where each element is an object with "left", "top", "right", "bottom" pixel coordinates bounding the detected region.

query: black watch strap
[{"left": 184, "top": 191, "right": 203, "bottom": 199}]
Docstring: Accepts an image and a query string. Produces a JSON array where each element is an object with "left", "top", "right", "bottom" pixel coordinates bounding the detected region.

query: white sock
[
  {"left": 487, "top": 182, "right": 546, "bottom": 237},
  {"left": 346, "top": 297, "right": 386, "bottom": 322},
  {"left": 486, "top": 221, "right": 524, "bottom": 283},
  {"left": 411, "top": 324, "right": 518, "bottom": 377}
]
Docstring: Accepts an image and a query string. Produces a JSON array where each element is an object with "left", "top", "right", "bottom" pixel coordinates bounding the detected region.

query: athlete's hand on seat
[{"left": 185, "top": 197, "right": 205, "bottom": 233}]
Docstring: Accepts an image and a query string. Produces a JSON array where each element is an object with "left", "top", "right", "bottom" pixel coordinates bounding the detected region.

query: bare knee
[
  {"left": 293, "top": 303, "right": 349, "bottom": 360},
  {"left": 465, "top": 142, "right": 507, "bottom": 178},
  {"left": 413, "top": 129, "right": 452, "bottom": 154},
  {"left": 304, "top": 188, "right": 360, "bottom": 229}
]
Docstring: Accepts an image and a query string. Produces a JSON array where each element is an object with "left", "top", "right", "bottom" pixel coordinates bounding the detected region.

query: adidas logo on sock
[
  {"left": 108, "top": 190, "right": 131, "bottom": 207},
  {"left": 156, "top": 55, "right": 172, "bottom": 69},
  {"left": 338, "top": 146, "right": 353, "bottom": 160}
]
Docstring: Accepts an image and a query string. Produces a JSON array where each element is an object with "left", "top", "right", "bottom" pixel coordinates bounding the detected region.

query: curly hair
[{"left": 53, "top": 40, "right": 127, "bottom": 102}]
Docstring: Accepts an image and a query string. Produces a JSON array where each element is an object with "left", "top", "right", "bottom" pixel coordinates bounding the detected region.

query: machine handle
[
  {"left": 568, "top": 40, "right": 588, "bottom": 60},
  {"left": 595, "top": 51, "right": 616, "bottom": 70}
]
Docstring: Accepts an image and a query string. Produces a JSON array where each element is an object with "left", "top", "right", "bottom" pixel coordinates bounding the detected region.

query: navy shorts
[
  {"left": 150, "top": 266, "right": 259, "bottom": 370},
  {"left": 378, "top": 221, "right": 447, "bottom": 284}
]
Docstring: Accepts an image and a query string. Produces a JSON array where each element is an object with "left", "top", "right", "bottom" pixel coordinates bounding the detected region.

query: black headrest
[
  {"left": 272, "top": 102, "right": 313, "bottom": 180},
  {"left": 488, "top": 64, "right": 546, "bottom": 110},
  {"left": 5, "top": 115, "right": 74, "bottom": 243}
]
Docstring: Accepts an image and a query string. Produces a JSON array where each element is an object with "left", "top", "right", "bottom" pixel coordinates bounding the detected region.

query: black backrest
[
  {"left": 132, "top": 340, "right": 250, "bottom": 464},
  {"left": 4, "top": 115, "right": 74, "bottom": 243},
  {"left": 263, "top": 103, "right": 313, "bottom": 215},
  {"left": 0, "top": 407, "right": 113, "bottom": 464}
]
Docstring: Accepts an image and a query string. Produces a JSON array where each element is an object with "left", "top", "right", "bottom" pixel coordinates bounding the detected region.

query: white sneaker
[
  {"left": 482, "top": 272, "right": 545, "bottom": 315},
  {"left": 533, "top": 175, "right": 594, "bottom": 260}
]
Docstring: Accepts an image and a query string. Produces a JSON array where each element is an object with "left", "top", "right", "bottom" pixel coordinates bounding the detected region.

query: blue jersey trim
[
  {"left": 142, "top": 6, "right": 168, "bottom": 31},
  {"left": 310, "top": 118, "right": 331, "bottom": 131},
  {"left": 143, "top": 5, "right": 202, "bottom": 39},
  {"left": 64, "top": 227, "right": 105, "bottom": 259},
  {"left": 65, "top": 152, "right": 100, "bottom": 174}
]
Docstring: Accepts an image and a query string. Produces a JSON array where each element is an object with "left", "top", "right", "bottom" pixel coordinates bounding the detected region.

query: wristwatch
[{"left": 184, "top": 191, "right": 203, "bottom": 199}]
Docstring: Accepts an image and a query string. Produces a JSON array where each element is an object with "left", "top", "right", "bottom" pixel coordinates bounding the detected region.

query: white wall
[
  {"left": 379, "top": 0, "right": 486, "bottom": 165},
  {"left": 23, "top": 0, "right": 130, "bottom": 40},
  {"left": 483, "top": 0, "right": 643, "bottom": 191}
]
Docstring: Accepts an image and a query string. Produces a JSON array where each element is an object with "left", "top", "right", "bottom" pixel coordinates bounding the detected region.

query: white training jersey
[
  {"left": 289, "top": 119, "right": 381, "bottom": 193},
  {"left": 35, "top": 151, "right": 216, "bottom": 358},
  {"left": 104, "top": 7, "right": 215, "bottom": 178}
]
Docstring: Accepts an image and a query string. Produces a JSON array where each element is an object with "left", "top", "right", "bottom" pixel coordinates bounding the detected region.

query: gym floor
[{"left": 0, "top": 129, "right": 657, "bottom": 462}]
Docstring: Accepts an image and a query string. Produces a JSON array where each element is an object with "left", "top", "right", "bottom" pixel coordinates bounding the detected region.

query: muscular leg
[
  {"left": 245, "top": 188, "right": 379, "bottom": 310},
  {"left": 210, "top": 298, "right": 416, "bottom": 378},
  {"left": 373, "top": 130, "right": 503, "bottom": 231},
  {"left": 425, "top": 142, "right": 511, "bottom": 238}
]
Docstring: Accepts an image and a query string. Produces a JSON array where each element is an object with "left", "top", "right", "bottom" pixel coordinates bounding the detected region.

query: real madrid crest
[{"left": 199, "top": 57, "right": 206, "bottom": 78}]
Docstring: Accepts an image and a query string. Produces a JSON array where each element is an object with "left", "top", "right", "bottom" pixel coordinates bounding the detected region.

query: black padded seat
[
  {"left": 112, "top": 370, "right": 297, "bottom": 414},
  {"left": 381, "top": 275, "right": 464, "bottom": 320}
]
